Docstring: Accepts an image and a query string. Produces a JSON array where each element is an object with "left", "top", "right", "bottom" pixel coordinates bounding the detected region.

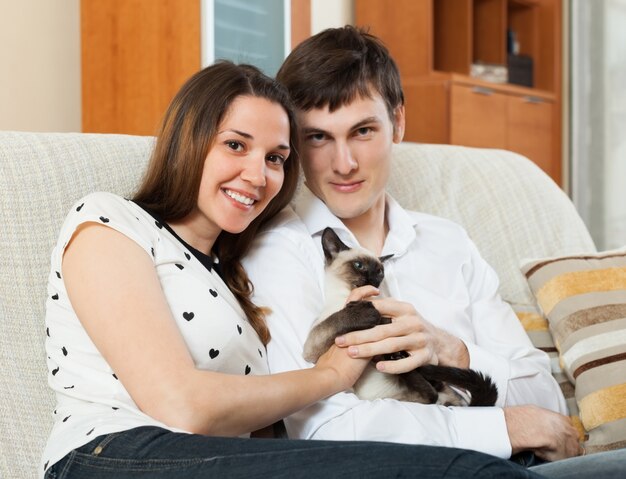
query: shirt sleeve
[
  {"left": 243, "top": 223, "right": 513, "bottom": 459},
  {"left": 461, "top": 236, "right": 568, "bottom": 414}
]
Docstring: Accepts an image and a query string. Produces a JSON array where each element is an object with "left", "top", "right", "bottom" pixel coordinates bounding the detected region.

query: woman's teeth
[{"left": 224, "top": 189, "right": 255, "bottom": 206}]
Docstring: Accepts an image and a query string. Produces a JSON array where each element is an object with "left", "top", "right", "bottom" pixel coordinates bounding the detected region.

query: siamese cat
[{"left": 303, "top": 227, "right": 498, "bottom": 407}]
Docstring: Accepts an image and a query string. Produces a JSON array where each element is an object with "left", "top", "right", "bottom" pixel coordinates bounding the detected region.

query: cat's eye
[{"left": 353, "top": 261, "right": 363, "bottom": 270}]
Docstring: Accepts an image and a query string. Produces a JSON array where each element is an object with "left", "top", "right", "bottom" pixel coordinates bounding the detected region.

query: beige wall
[
  {"left": 0, "top": 0, "right": 81, "bottom": 132},
  {"left": 311, "top": 0, "right": 353, "bottom": 33},
  {"left": 0, "top": 0, "right": 352, "bottom": 133}
]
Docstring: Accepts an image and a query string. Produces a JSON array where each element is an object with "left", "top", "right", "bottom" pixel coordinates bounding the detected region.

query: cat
[{"left": 303, "top": 227, "right": 498, "bottom": 407}]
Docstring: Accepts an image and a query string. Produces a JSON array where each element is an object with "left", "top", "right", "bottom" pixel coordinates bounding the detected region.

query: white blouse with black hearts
[{"left": 40, "top": 192, "right": 268, "bottom": 476}]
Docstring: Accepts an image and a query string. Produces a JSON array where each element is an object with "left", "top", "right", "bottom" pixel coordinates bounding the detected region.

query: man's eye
[
  {"left": 353, "top": 261, "right": 363, "bottom": 270},
  {"left": 307, "top": 133, "right": 326, "bottom": 142},
  {"left": 226, "top": 141, "right": 244, "bottom": 151},
  {"left": 356, "top": 127, "right": 372, "bottom": 136}
]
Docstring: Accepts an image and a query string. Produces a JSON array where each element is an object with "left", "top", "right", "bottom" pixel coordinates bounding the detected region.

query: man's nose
[{"left": 331, "top": 142, "right": 357, "bottom": 175}]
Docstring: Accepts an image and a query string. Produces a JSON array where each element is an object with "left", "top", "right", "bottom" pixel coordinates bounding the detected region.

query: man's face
[{"left": 297, "top": 92, "right": 405, "bottom": 225}]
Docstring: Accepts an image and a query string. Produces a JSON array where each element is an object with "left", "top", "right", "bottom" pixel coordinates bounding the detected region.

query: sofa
[{"left": 0, "top": 131, "right": 599, "bottom": 478}]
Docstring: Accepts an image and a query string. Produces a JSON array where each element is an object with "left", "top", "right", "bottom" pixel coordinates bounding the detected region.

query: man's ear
[{"left": 392, "top": 105, "right": 406, "bottom": 144}]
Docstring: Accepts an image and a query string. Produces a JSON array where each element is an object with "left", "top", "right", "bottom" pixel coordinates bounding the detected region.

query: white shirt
[
  {"left": 243, "top": 186, "right": 567, "bottom": 459},
  {"left": 41, "top": 192, "right": 268, "bottom": 476}
]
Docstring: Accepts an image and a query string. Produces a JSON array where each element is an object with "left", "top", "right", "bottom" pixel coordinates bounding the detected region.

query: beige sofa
[{"left": 0, "top": 131, "right": 595, "bottom": 478}]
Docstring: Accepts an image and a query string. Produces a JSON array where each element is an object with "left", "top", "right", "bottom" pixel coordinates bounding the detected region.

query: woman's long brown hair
[{"left": 133, "top": 61, "right": 299, "bottom": 345}]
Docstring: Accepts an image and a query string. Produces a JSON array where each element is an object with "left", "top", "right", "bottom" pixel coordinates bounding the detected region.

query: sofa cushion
[
  {"left": 522, "top": 249, "right": 626, "bottom": 453},
  {"left": 386, "top": 143, "right": 596, "bottom": 309},
  {"left": 0, "top": 131, "right": 154, "bottom": 478}
]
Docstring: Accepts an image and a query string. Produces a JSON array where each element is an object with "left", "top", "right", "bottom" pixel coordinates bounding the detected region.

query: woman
[{"left": 41, "top": 61, "right": 542, "bottom": 479}]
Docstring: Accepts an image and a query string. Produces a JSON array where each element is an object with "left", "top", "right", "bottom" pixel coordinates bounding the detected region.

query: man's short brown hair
[{"left": 277, "top": 25, "right": 404, "bottom": 119}]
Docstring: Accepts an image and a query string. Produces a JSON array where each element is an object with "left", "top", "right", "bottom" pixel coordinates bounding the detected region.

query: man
[{"left": 243, "top": 26, "right": 579, "bottom": 464}]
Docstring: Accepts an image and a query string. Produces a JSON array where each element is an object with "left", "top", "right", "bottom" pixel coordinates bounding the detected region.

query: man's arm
[
  {"left": 462, "top": 237, "right": 568, "bottom": 413},
  {"left": 243, "top": 218, "right": 512, "bottom": 458}
]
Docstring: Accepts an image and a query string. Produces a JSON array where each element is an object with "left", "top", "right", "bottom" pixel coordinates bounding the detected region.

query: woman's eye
[
  {"left": 226, "top": 140, "right": 244, "bottom": 151},
  {"left": 266, "top": 154, "right": 286, "bottom": 166},
  {"left": 353, "top": 261, "right": 363, "bottom": 270}
]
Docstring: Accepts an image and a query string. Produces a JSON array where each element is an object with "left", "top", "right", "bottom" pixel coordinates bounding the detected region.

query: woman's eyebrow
[{"left": 218, "top": 129, "right": 253, "bottom": 139}]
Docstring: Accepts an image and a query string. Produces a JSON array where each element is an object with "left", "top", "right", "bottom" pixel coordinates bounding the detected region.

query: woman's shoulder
[
  {"left": 56, "top": 192, "right": 157, "bottom": 254},
  {"left": 71, "top": 191, "right": 133, "bottom": 215}
]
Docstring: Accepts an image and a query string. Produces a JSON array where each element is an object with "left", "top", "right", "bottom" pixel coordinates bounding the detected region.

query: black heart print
[
  {"left": 155, "top": 220, "right": 163, "bottom": 229},
  {"left": 185, "top": 252, "right": 191, "bottom": 260},
  {"left": 76, "top": 203, "right": 84, "bottom": 212},
  {"left": 183, "top": 312, "right": 195, "bottom": 321},
  {"left": 237, "top": 325, "right": 242, "bottom": 335},
  {"left": 151, "top": 247, "right": 155, "bottom": 257},
  {"left": 51, "top": 294, "right": 59, "bottom": 300},
  {"left": 62, "top": 346, "right": 68, "bottom": 356},
  {"left": 258, "top": 349, "right": 263, "bottom": 358},
  {"left": 52, "top": 367, "right": 59, "bottom": 376},
  {"left": 46, "top": 327, "right": 50, "bottom": 337},
  {"left": 209, "top": 289, "right": 218, "bottom": 297},
  {"left": 176, "top": 264, "right": 185, "bottom": 270},
  {"left": 56, "top": 271, "right": 61, "bottom": 279},
  {"left": 86, "top": 427, "right": 95, "bottom": 436},
  {"left": 245, "top": 365, "right": 251, "bottom": 375},
  {"left": 112, "top": 373, "right": 118, "bottom": 380},
  {"left": 99, "top": 216, "right": 109, "bottom": 223},
  {"left": 62, "top": 415, "right": 71, "bottom": 422},
  {"left": 209, "top": 348, "right": 219, "bottom": 359}
]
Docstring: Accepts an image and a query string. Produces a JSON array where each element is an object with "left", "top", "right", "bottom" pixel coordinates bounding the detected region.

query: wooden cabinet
[
  {"left": 450, "top": 83, "right": 508, "bottom": 149},
  {"left": 355, "top": 0, "right": 562, "bottom": 185},
  {"left": 507, "top": 93, "right": 554, "bottom": 176},
  {"left": 81, "top": 0, "right": 311, "bottom": 136}
]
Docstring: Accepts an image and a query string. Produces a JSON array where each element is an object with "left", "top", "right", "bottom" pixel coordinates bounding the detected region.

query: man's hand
[
  {"left": 335, "top": 297, "right": 469, "bottom": 374},
  {"left": 504, "top": 405, "right": 583, "bottom": 461}
]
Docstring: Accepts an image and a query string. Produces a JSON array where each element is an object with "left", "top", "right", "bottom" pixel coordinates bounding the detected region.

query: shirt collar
[{"left": 293, "top": 185, "right": 418, "bottom": 256}]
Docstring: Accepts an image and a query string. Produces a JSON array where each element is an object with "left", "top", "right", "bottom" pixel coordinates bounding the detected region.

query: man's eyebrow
[
  {"left": 301, "top": 116, "right": 381, "bottom": 135},
  {"left": 352, "top": 116, "right": 380, "bottom": 129},
  {"left": 300, "top": 126, "right": 328, "bottom": 136}
]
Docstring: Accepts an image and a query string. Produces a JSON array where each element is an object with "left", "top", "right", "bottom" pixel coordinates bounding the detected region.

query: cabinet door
[
  {"left": 450, "top": 84, "right": 507, "bottom": 149},
  {"left": 507, "top": 95, "right": 554, "bottom": 180}
]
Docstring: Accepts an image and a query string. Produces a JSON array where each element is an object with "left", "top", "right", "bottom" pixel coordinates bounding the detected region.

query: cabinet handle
[
  {"left": 523, "top": 96, "right": 544, "bottom": 104},
  {"left": 472, "top": 86, "right": 494, "bottom": 96}
]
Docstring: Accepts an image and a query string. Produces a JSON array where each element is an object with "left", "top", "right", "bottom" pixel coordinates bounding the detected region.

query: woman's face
[{"left": 192, "top": 95, "right": 291, "bottom": 248}]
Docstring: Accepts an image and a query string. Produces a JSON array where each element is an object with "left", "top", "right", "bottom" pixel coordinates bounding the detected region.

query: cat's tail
[{"left": 418, "top": 365, "right": 498, "bottom": 407}]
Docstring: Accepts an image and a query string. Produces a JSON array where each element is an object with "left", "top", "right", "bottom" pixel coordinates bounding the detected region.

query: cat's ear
[
  {"left": 379, "top": 253, "right": 394, "bottom": 263},
  {"left": 321, "top": 227, "right": 349, "bottom": 264}
]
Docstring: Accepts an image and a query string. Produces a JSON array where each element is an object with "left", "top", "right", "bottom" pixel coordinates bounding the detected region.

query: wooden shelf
[{"left": 355, "top": 0, "right": 562, "bottom": 185}]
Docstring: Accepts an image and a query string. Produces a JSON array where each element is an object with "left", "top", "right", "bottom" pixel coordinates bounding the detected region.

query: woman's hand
[
  {"left": 314, "top": 344, "right": 370, "bottom": 392},
  {"left": 335, "top": 298, "right": 469, "bottom": 374}
]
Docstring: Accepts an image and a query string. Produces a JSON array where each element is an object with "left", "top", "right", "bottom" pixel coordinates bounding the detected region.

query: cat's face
[
  {"left": 328, "top": 249, "right": 385, "bottom": 289},
  {"left": 321, "top": 227, "right": 390, "bottom": 289}
]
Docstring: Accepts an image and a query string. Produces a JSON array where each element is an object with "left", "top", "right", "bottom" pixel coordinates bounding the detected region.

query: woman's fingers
[{"left": 345, "top": 285, "right": 380, "bottom": 303}]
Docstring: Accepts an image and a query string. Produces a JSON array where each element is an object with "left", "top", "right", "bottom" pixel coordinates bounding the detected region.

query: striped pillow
[
  {"left": 512, "top": 305, "right": 584, "bottom": 441},
  {"left": 521, "top": 249, "right": 626, "bottom": 453}
]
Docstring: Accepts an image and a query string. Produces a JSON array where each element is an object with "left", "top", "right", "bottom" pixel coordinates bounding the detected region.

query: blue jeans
[
  {"left": 529, "top": 448, "right": 626, "bottom": 478},
  {"left": 45, "top": 426, "right": 542, "bottom": 478}
]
